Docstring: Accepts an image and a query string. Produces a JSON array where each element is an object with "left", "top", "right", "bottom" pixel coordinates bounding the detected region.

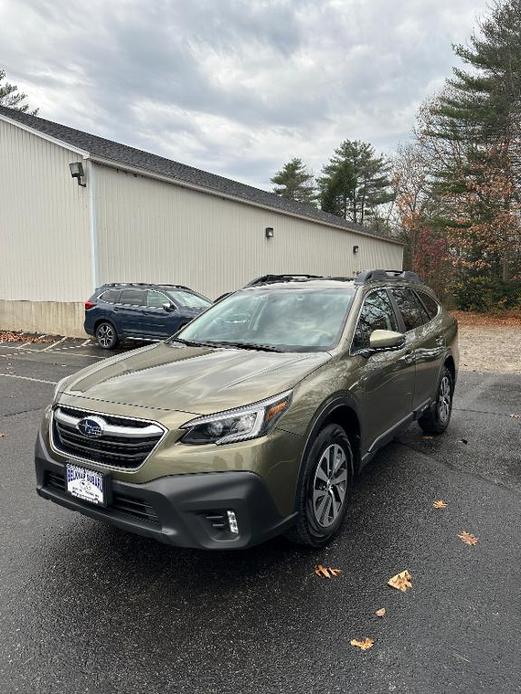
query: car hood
[{"left": 61, "top": 342, "right": 330, "bottom": 415}]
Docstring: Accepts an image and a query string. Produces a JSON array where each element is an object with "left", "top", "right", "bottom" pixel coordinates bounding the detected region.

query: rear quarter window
[
  {"left": 99, "top": 289, "right": 120, "bottom": 304},
  {"left": 416, "top": 291, "right": 440, "bottom": 320}
]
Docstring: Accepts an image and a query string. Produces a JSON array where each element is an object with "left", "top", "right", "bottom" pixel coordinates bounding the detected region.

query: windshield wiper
[
  {"left": 205, "top": 341, "right": 284, "bottom": 352},
  {"left": 171, "top": 337, "right": 216, "bottom": 348},
  {"left": 172, "top": 337, "right": 283, "bottom": 352}
]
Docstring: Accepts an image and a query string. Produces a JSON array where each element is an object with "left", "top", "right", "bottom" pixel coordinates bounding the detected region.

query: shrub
[{"left": 453, "top": 276, "right": 521, "bottom": 312}]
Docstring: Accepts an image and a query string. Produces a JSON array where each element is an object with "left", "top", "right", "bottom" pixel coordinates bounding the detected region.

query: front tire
[
  {"left": 286, "top": 424, "right": 353, "bottom": 547},
  {"left": 418, "top": 365, "right": 454, "bottom": 434},
  {"left": 95, "top": 321, "right": 119, "bottom": 350}
]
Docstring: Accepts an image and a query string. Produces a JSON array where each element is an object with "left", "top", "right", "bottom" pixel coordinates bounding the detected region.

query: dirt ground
[{"left": 454, "top": 312, "right": 521, "bottom": 374}]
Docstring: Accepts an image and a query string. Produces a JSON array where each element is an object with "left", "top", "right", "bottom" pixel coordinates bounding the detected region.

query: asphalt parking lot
[{"left": 1, "top": 339, "right": 520, "bottom": 693}]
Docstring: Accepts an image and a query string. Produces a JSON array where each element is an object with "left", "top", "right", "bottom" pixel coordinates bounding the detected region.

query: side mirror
[
  {"left": 369, "top": 329, "right": 405, "bottom": 350},
  {"left": 162, "top": 302, "right": 175, "bottom": 312}
]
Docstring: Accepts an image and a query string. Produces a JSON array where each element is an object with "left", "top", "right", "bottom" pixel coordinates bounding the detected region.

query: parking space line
[
  {"left": 0, "top": 373, "right": 57, "bottom": 385},
  {"left": 42, "top": 336, "right": 67, "bottom": 351},
  {"left": 0, "top": 344, "right": 104, "bottom": 359}
]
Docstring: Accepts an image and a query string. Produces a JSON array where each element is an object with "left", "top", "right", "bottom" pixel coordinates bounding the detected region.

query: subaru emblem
[{"left": 77, "top": 416, "right": 105, "bottom": 438}]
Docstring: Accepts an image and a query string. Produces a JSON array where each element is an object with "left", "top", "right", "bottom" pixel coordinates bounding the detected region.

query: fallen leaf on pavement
[
  {"left": 433, "top": 499, "right": 447, "bottom": 509},
  {"left": 350, "top": 638, "right": 374, "bottom": 651},
  {"left": 458, "top": 531, "right": 478, "bottom": 546},
  {"left": 375, "top": 608, "right": 386, "bottom": 618},
  {"left": 388, "top": 570, "right": 412, "bottom": 592},
  {"left": 314, "top": 564, "right": 342, "bottom": 578}
]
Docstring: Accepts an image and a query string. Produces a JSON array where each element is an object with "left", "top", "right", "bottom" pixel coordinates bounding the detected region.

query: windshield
[
  {"left": 166, "top": 289, "right": 212, "bottom": 310},
  {"left": 175, "top": 287, "right": 355, "bottom": 352}
]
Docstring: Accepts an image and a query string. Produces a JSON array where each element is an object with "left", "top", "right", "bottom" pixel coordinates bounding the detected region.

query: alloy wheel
[
  {"left": 437, "top": 375, "right": 452, "bottom": 424},
  {"left": 97, "top": 324, "right": 114, "bottom": 348},
  {"left": 312, "top": 444, "right": 348, "bottom": 528}
]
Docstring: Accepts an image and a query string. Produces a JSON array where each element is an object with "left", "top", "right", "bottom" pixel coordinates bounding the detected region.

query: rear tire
[
  {"left": 95, "top": 321, "right": 119, "bottom": 350},
  {"left": 286, "top": 424, "right": 353, "bottom": 547},
  {"left": 418, "top": 365, "right": 453, "bottom": 434}
]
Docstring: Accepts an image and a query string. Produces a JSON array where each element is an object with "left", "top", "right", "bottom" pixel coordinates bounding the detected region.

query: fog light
[{"left": 227, "top": 510, "right": 239, "bottom": 534}]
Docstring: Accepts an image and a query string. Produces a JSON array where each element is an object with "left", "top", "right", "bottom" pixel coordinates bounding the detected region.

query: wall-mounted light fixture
[
  {"left": 265, "top": 227, "right": 274, "bottom": 239},
  {"left": 69, "top": 161, "right": 86, "bottom": 187},
  {"left": 353, "top": 245, "right": 359, "bottom": 255}
]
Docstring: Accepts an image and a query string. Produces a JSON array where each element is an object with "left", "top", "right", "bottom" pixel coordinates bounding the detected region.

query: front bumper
[{"left": 35, "top": 433, "right": 296, "bottom": 549}]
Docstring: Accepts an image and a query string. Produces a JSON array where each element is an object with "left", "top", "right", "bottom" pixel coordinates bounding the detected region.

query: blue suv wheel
[{"left": 95, "top": 321, "right": 119, "bottom": 349}]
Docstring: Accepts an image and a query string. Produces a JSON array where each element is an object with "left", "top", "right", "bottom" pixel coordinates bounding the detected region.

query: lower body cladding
[{"left": 35, "top": 434, "right": 297, "bottom": 550}]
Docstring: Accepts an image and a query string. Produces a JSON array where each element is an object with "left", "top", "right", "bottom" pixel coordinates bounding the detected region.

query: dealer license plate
[{"left": 66, "top": 464, "right": 107, "bottom": 506}]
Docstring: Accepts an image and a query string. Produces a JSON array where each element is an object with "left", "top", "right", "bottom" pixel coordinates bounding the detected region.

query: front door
[
  {"left": 350, "top": 288, "right": 415, "bottom": 455},
  {"left": 144, "top": 290, "right": 183, "bottom": 339}
]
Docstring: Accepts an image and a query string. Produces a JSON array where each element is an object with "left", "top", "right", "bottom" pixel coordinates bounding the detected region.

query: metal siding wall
[
  {"left": 0, "top": 119, "right": 92, "bottom": 302},
  {"left": 95, "top": 165, "right": 403, "bottom": 298}
]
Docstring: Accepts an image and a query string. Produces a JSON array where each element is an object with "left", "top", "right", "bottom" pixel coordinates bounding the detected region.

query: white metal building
[{"left": 0, "top": 106, "right": 403, "bottom": 337}]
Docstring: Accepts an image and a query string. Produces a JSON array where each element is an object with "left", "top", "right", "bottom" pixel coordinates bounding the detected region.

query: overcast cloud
[{"left": 0, "top": 0, "right": 489, "bottom": 188}]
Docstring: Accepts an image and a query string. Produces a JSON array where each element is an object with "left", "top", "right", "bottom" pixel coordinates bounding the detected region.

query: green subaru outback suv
[{"left": 35, "top": 270, "right": 458, "bottom": 549}]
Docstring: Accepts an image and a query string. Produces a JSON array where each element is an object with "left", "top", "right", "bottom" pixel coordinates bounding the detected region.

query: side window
[
  {"left": 391, "top": 288, "right": 430, "bottom": 331},
  {"left": 146, "top": 290, "right": 170, "bottom": 308},
  {"left": 119, "top": 289, "right": 146, "bottom": 306},
  {"left": 352, "top": 290, "right": 399, "bottom": 352},
  {"left": 416, "top": 291, "right": 440, "bottom": 320},
  {"left": 99, "top": 289, "right": 120, "bottom": 304}
]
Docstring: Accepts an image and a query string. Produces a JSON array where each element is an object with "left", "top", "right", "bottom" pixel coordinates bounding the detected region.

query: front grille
[
  {"left": 43, "top": 469, "right": 161, "bottom": 527},
  {"left": 52, "top": 406, "right": 165, "bottom": 470}
]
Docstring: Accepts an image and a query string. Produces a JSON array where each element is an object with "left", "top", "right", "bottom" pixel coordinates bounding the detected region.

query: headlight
[{"left": 181, "top": 390, "right": 292, "bottom": 445}]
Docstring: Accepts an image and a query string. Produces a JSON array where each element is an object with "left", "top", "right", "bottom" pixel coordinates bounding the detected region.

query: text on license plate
[{"left": 66, "top": 464, "right": 105, "bottom": 505}]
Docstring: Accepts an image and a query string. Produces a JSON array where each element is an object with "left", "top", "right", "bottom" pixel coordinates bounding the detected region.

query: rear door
[
  {"left": 351, "top": 288, "right": 415, "bottom": 453},
  {"left": 389, "top": 287, "right": 445, "bottom": 409},
  {"left": 114, "top": 288, "right": 147, "bottom": 337}
]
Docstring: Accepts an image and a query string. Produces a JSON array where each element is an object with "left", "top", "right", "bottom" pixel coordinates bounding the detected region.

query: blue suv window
[
  {"left": 99, "top": 289, "right": 120, "bottom": 303},
  {"left": 167, "top": 289, "right": 211, "bottom": 310},
  {"left": 147, "top": 290, "right": 170, "bottom": 308},
  {"left": 120, "top": 289, "right": 146, "bottom": 306}
]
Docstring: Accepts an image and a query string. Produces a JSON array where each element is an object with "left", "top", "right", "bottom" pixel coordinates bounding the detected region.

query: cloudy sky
[{"left": 1, "top": 0, "right": 488, "bottom": 189}]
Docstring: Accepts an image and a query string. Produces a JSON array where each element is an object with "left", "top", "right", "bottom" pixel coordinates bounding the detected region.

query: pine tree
[
  {"left": 0, "top": 68, "right": 38, "bottom": 114},
  {"left": 318, "top": 140, "right": 393, "bottom": 225},
  {"left": 271, "top": 158, "right": 316, "bottom": 204},
  {"left": 424, "top": 0, "right": 521, "bottom": 281}
]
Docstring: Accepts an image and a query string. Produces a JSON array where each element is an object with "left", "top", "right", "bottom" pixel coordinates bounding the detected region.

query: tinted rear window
[
  {"left": 416, "top": 291, "right": 440, "bottom": 319},
  {"left": 99, "top": 289, "right": 120, "bottom": 304},
  {"left": 391, "top": 287, "right": 430, "bottom": 331},
  {"left": 119, "top": 289, "right": 146, "bottom": 306}
]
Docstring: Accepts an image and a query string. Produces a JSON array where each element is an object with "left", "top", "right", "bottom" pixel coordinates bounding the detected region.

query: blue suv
[{"left": 84, "top": 283, "right": 212, "bottom": 349}]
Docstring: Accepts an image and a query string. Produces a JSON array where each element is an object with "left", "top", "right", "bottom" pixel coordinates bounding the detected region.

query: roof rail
[
  {"left": 155, "top": 283, "right": 193, "bottom": 291},
  {"left": 99, "top": 282, "right": 192, "bottom": 291},
  {"left": 354, "top": 269, "right": 423, "bottom": 285},
  {"left": 245, "top": 274, "right": 324, "bottom": 287}
]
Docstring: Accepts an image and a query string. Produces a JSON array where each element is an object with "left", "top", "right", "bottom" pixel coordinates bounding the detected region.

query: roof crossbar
[
  {"left": 354, "top": 269, "right": 423, "bottom": 285},
  {"left": 245, "top": 274, "right": 324, "bottom": 287}
]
